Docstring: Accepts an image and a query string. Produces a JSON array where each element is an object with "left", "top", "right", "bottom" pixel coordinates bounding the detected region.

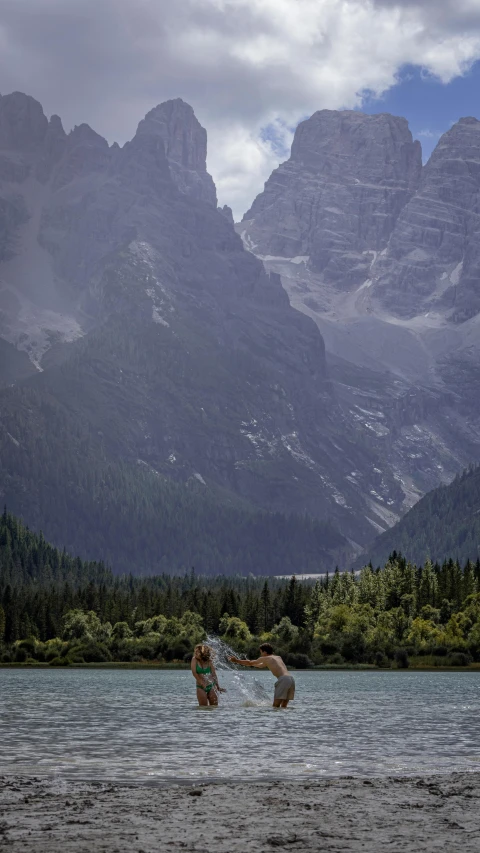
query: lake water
[{"left": 1, "top": 669, "right": 480, "bottom": 782}]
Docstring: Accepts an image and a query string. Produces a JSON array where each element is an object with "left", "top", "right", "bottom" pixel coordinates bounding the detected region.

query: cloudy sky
[{"left": 1, "top": 0, "right": 480, "bottom": 218}]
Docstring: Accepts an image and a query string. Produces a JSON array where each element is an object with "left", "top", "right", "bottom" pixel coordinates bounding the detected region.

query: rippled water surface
[{"left": 1, "top": 669, "right": 480, "bottom": 781}]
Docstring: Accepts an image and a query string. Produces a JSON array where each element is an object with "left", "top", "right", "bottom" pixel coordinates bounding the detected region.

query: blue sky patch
[{"left": 360, "top": 61, "right": 480, "bottom": 162}]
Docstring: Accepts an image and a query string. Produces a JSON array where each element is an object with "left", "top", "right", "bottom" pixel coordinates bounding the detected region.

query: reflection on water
[{"left": 1, "top": 669, "right": 480, "bottom": 782}]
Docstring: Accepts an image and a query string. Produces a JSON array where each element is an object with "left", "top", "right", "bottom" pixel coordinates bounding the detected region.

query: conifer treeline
[
  {"left": 0, "top": 386, "right": 346, "bottom": 577},
  {"left": 2, "top": 510, "right": 480, "bottom": 667},
  {"left": 0, "top": 507, "right": 308, "bottom": 643}
]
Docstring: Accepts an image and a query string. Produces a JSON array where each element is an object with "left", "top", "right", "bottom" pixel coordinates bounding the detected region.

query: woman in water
[{"left": 191, "top": 644, "right": 224, "bottom": 706}]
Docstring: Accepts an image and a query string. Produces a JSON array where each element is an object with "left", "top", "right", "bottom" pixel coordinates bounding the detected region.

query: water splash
[{"left": 205, "top": 635, "right": 271, "bottom": 707}]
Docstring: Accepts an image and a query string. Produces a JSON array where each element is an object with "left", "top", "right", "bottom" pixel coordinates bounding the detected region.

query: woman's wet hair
[
  {"left": 259, "top": 642, "right": 274, "bottom": 655},
  {"left": 194, "top": 643, "right": 213, "bottom": 662}
]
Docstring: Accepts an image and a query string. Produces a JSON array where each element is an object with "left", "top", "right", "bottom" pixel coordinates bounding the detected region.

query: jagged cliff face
[
  {"left": 135, "top": 100, "right": 217, "bottom": 207},
  {"left": 240, "top": 109, "right": 480, "bottom": 529},
  {"left": 4, "top": 92, "right": 479, "bottom": 562},
  {"left": 242, "top": 108, "right": 480, "bottom": 328},
  {"left": 243, "top": 110, "right": 422, "bottom": 288},
  {"left": 0, "top": 91, "right": 411, "bottom": 560},
  {"left": 0, "top": 94, "right": 279, "bottom": 369},
  {"left": 372, "top": 117, "right": 480, "bottom": 321}
]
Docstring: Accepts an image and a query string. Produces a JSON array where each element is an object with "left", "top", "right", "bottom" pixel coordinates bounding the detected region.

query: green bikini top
[{"left": 196, "top": 662, "right": 211, "bottom": 675}]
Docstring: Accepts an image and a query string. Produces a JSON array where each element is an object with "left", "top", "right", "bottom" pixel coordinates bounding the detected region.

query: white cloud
[
  {"left": 1, "top": 0, "right": 480, "bottom": 217},
  {"left": 417, "top": 129, "right": 441, "bottom": 139}
]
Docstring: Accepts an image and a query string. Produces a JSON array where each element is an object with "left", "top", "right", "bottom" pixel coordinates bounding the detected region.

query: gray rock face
[
  {"left": 239, "top": 109, "right": 480, "bottom": 543},
  {"left": 36, "top": 115, "right": 67, "bottom": 182},
  {"left": 51, "top": 122, "right": 110, "bottom": 190},
  {"left": 4, "top": 92, "right": 480, "bottom": 562},
  {"left": 0, "top": 195, "right": 28, "bottom": 261},
  {"left": 0, "top": 91, "right": 409, "bottom": 561},
  {"left": 219, "top": 204, "right": 234, "bottom": 225},
  {"left": 135, "top": 99, "right": 217, "bottom": 207},
  {"left": 0, "top": 92, "right": 48, "bottom": 150},
  {"left": 371, "top": 117, "right": 480, "bottom": 320},
  {"left": 243, "top": 110, "right": 421, "bottom": 288},
  {"left": 5, "top": 94, "right": 479, "bottom": 562}
]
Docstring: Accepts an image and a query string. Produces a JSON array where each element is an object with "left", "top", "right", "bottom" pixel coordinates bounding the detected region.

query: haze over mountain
[
  {"left": 1, "top": 91, "right": 480, "bottom": 573},
  {"left": 239, "top": 108, "right": 480, "bottom": 550},
  {"left": 0, "top": 91, "right": 407, "bottom": 572}
]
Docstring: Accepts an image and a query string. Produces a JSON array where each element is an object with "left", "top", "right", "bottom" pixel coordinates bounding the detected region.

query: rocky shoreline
[{"left": 1, "top": 772, "right": 479, "bottom": 852}]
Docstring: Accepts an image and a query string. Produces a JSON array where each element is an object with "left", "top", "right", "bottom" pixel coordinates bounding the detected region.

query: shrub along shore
[
  {"left": 2, "top": 660, "right": 480, "bottom": 670},
  {"left": 2, "top": 509, "right": 480, "bottom": 669}
]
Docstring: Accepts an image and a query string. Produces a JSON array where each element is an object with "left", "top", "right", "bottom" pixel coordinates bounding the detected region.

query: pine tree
[
  {"left": 260, "top": 580, "right": 272, "bottom": 633},
  {"left": 462, "top": 561, "right": 477, "bottom": 600},
  {"left": 284, "top": 576, "right": 299, "bottom": 624},
  {"left": 418, "top": 559, "right": 438, "bottom": 609},
  {"left": 304, "top": 581, "right": 324, "bottom": 632}
]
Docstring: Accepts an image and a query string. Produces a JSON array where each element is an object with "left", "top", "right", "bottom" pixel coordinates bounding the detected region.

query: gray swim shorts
[{"left": 274, "top": 674, "right": 295, "bottom": 701}]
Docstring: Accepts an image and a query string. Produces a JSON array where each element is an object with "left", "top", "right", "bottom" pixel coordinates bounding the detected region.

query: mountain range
[
  {"left": 1, "top": 91, "right": 479, "bottom": 572},
  {"left": 363, "top": 463, "right": 480, "bottom": 568},
  {"left": 240, "top": 109, "right": 480, "bottom": 538}
]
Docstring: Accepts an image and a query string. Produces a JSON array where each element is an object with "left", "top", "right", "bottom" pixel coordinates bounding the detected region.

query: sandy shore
[{"left": 1, "top": 773, "right": 479, "bottom": 852}]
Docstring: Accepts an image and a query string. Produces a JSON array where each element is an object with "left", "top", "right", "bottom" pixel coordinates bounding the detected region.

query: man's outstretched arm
[{"left": 229, "top": 656, "right": 267, "bottom": 668}]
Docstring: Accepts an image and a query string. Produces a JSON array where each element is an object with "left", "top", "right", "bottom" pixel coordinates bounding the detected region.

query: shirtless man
[{"left": 229, "top": 643, "right": 295, "bottom": 708}]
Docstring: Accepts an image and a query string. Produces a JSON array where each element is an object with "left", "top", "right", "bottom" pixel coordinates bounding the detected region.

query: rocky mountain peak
[
  {"left": 134, "top": 98, "right": 216, "bottom": 206},
  {"left": 5, "top": 92, "right": 479, "bottom": 566},
  {"left": 458, "top": 116, "right": 480, "bottom": 125},
  {"left": 430, "top": 114, "right": 480, "bottom": 158},
  {"left": 49, "top": 122, "right": 111, "bottom": 190},
  {"left": 241, "top": 109, "right": 421, "bottom": 289},
  {"left": 372, "top": 115, "right": 480, "bottom": 320},
  {"left": 2, "top": 91, "right": 386, "bottom": 564},
  {"left": 219, "top": 204, "right": 234, "bottom": 224},
  {"left": 137, "top": 99, "right": 205, "bottom": 168},
  {"left": 35, "top": 113, "right": 67, "bottom": 182},
  {"left": 0, "top": 91, "right": 48, "bottom": 150},
  {"left": 68, "top": 123, "right": 109, "bottom": 148},
  {"left": 290, "top": 110, "right": 421, "bottom": 186},
  {"left": 47, "top": 114, "right": 66, "bottom": 139}
]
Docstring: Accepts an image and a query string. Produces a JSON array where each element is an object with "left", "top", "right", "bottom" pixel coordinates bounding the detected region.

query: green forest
[
  {"left": 364, "top": 463, "right": 480, "bottom": 568},
  {"left": 0, "top": 291, "right": 351, "bottom": 577},
  {"left": 2, "top": 509, "right": 480, "bottom": 669},
  {"left": 0, "top": 382, "right": 345, "bottom": 576}
]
